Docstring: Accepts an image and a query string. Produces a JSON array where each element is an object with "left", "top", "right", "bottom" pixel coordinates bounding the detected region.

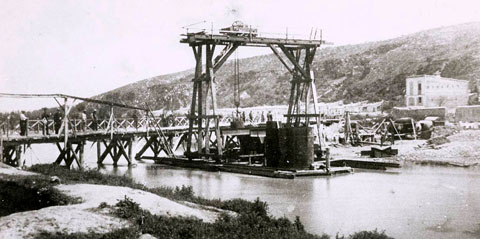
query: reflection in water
[{"left": 20, "top": 144, "right": 480, "bottom": 239}]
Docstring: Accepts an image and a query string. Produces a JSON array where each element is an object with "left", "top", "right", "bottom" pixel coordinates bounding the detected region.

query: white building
[{"left": 405, "top": 75, "right": 469, "bottom": 108}]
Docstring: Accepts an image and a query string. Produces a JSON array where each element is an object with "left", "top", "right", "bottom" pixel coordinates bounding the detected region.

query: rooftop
[{"left": 406, "top": 75, "right": 469, "bottom": 83}]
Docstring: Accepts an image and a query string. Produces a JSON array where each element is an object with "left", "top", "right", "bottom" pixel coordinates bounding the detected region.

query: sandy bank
[
  {"left": 396, "top": 130, "right": 480, "bottom": 166},
  {"left": 330, "top": 129, "right": 480, "bottom": 166},
  {"left": 0, "top": 166, "right": 228, "bottom": 239}
]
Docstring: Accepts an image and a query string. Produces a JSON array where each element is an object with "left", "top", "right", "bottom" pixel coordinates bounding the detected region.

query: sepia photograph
[{"left": 1, "top": 0, "right": 480, "bottom": 238}]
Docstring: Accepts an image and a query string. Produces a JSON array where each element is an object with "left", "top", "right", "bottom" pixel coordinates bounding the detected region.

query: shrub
[
  {"left": 114, "top": 196, "right": 142, "bottom": 219},
  {"left": 0, "top": 175, "right": 79, "bottom": 216},
  {"left": 336, "top": 229, "right": 393, "bottom": 239}
]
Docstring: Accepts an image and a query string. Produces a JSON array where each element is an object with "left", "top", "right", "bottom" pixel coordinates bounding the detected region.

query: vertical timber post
[
  {"left": 204, "top": 44, "right": 212, "bottom": 155},
  {"left": 128, "top": 137, "right": 133, "bottom": 165},
  {"left": 187, "top": 45, "right": 203, "bottom": 158},
  {"left": 64, "top": 97, "right": 68, "bottom": 153},
  {"left": 205, "top": 43, "right": 222, "bottom": 161},
  {"left": 197, "top": 47, "right": 204, "bottom": 157},
  {"left": 15, "top": 145, "right": 22, "bottom": 168},
  {"left": 79, "top": 141, "right": 85, "bottom": 169},
  {"left": 97, "top": 140, "right": 101, "bottom": 164},
  {"left": 110, "top": 106, "right": 114, "bottom": 139},
  {"left": 0, "top": 137, "right": 3, "bottom": 163}
]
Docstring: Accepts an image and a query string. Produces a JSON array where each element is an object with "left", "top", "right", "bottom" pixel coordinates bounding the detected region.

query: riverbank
[
  {"left": 0, "top": 164, "right": 230, "bottom": 238},
  {"left": 396, "top": 129, "right": 480, "bottom": 166},
  {"left": 0, "top": 164, "right": 394, "bottom": 239},
  {"left": 330, "top": 128, "right": 480, "bottom": 167}
]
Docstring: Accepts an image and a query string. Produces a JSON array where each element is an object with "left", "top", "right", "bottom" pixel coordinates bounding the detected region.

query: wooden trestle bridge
[
  {"left": 0, "top": 93, "right": 268, "bottom": 169},
  {"left": 1, "top": 29, "right": 336, "bottom": 175}
]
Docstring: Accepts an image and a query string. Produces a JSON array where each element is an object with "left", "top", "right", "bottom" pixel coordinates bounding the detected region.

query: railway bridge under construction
[
  {"left": 0, "top": 29, "right": 366, "bottom": 177},
  {"left": 0, "top": 93, "right": 270, "bottom": 169}
]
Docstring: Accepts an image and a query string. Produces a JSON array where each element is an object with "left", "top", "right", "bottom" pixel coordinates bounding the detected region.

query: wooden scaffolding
[{"left": 181, "top": 32, "right": 326, "bottom": 160}]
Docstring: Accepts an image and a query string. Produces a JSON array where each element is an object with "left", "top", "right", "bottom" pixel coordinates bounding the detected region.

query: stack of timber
[
  {"left": 330, "top": 158, "right": 400, "bottom": 170},
  {"left": 360, "top": 146, "right": 398, "bottom": 158}
]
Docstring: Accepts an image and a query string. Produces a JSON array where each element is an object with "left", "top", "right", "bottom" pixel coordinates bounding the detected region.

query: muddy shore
[{"left": 331, "top": 128, "right": 480, "bottom": 167}]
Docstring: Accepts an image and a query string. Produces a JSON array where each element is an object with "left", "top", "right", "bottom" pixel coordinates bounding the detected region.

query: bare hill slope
[{"left": 88, "top": 22, "right": 480, "bottom": 116}]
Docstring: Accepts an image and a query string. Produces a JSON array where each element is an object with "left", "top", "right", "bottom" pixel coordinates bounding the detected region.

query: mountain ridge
[{"left": 88, "top": 21, "right": 480, "bottom": 116}]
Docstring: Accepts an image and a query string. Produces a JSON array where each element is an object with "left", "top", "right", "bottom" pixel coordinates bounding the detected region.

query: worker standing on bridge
[
  {"left": 132, "top": 112, "right": 138, "bottom": 130},
  {"left": 267, "top": 111, "right": 273, "bottom": 121},
  {"left": 41, "top": 108, "right": 50, "bottom": 135},
  {"left": 81, "top": 111, "right": 87, "bottom": 131},
  {"left": 91, "top": 109, "right": 98, "bottom": 131},
  {"left": 54, "top": 109, "right": 62, "bottom": 134},
  {"left": 388, "top": 121, "right": 396, "bottom": 145},
  {"left": 5, "top": 114, "right": 11, "bottom": 135},
  {"left": 19, "top": 111, "right": 28, "bottom": 136}
]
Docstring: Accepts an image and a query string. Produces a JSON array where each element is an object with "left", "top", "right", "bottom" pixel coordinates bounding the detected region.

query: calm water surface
[{"left": 25, "top": 143, "right": 480, "bottom": 239}]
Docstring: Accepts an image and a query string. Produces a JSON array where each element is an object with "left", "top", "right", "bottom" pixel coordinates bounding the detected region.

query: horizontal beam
[
  {"left": 284, "top": 114, "right": 322, "bottom": 117},
  {"left": 0, "top": 93, "right": 148, "bottom": 111},
  {"left": 181, "top": 34, "right": 324, "bottom": 47},
  {"left": 187, "top": 115, "right": 221, "bottom": 119}
]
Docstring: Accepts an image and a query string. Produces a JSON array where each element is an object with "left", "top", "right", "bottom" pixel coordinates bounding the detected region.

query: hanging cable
[
  {"left": 144, "top": 104, "right": 176, "bottom": 158},
  {"left": 234, "top": 50, "right": 240, "bottom": 117}
]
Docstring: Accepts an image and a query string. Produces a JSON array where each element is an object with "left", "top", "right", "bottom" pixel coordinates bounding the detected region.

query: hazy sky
[{"left": 1, "top": 0, "right": 480, "bottom": 111}]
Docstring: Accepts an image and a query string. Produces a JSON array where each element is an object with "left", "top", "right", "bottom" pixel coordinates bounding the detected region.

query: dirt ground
[
  {"left": 329, "top": 129, "right": 480, "bottom": 166},
  {"left": 396, "top": 129, "right": 480, "bottom": 166}
]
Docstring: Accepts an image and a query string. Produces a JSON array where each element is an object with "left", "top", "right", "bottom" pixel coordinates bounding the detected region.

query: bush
[
  {"left": 336, "top": 229, "right": 393, "bottom": 239},
  {"left": 0, "top": 175, "right": 79, "bottom": 216},
  {"left": 36, "top": 228, "right": 137, "bottom": 239},
  {"left": 114, "top": 196, "right": 142, "bottom": 219},
  {"left": 28, "top": 164, "right": 141, "bottom": 189}
]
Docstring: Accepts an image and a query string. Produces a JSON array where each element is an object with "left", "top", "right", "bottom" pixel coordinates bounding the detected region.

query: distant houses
[
  {"left": 405, "top": 75, "right": 469, "bottom": 108},
  {"left": 399, "top": 75, "right": 480, "bottom": 122}
]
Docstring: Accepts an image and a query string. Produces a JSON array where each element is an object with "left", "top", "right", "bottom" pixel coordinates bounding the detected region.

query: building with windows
[{"left": 405, "top": 75, "right": 469, "bottom": 108}]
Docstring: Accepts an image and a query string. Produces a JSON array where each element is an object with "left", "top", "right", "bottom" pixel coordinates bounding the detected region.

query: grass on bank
[
  {"left": 28, "top": 164, "right": 268, "bottom": 214},
  {"left": 0, "top": 174, "right": 80, "bottom": 216},
  {"left": 28, "top": 164, "right": 392, "bottom": 239}
]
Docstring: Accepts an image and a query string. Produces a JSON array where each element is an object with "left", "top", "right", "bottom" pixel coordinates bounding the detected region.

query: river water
[{"left": 23, "top": 143, "right": 480, "bottom": 239}]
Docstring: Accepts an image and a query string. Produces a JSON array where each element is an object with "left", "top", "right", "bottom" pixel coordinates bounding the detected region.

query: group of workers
[
  {"left": 10, "top": 108, "right": 277, "bottom": 136},
  {"left": 234, "top": 110, "right": 273, "bottom": 123},
  {"left": 11, "top": 108, "right": 99, "bottom": 136}
]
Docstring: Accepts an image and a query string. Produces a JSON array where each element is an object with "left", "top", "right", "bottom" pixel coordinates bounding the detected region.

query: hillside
[{"left": 85, "top": 22, "right": 480, "bottom": 116}]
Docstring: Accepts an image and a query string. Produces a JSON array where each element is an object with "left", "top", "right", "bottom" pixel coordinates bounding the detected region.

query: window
[
  {"left": 408, "top": 97, "right": 415, "bottom": 106},
  {"left": 418, "top": 83, "right": 422, "bottom": 95},
  {"left": 409, "top": 82, "right": 414, "bottom": 95},
  {"left": 418, "top": 97, "right": 422, "bottom": 104}
]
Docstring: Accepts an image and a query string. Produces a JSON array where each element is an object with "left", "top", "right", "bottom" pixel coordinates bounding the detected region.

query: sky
[{"left": 1, "top": 0, "right": 480, "bottom": 112}]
